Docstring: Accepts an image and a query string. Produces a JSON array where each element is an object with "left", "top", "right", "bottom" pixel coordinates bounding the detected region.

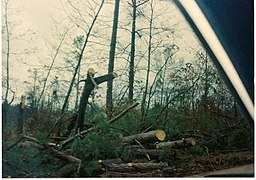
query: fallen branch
[
  {"left": 47, "top": 113, "right": 66, "bottom": 138},
  {"left": 5, "top": 134, "right": 42, "bottom": 151},
  {"left": 59, "top": 102, "right": 139, "bottom": 148}
]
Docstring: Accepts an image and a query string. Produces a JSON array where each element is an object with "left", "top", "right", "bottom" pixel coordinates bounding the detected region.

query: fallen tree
[
  {"left": 121, "top": 130, "right": 166, "bottom": 144},
  {"left": 156, "top": 138, "right": 196, "bottom": 149}
]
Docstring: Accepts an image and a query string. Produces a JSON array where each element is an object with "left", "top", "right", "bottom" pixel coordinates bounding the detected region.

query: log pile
[{"left": 97, "top": 130, "right": 197, "bottom": 177}]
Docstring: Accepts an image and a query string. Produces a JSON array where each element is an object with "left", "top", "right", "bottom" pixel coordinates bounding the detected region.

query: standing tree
[
  {"left": 128, "top": 0, "right": 149, "bottom": 102},
  {"left": 106, "top": 0, "right": 120, "bottom": 118},
  {"left": 2, "top": 0, "right": 36, "bottom": 129},
  {"left": 2, "top": 0, "right": 11, "bottom": 129},
  {"left": 128, "top": 0, "right": 137, "bottom": 102},
  {"left": 140, "top": 0, "right": 154, "bottom": 128}
]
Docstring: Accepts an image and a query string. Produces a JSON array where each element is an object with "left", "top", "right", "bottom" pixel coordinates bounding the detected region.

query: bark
[
  {"left": 59, "top": 102, "right": 139, "bottom": 148},
  {"left": 106, "top": 0, "right": 120, "bottom": 118},
  {"left": 101, "top": 162, "right": 168, "bottom": 172},
  {"left": 156, "top": 138, "right": 196, "bottom": 149},
  {"left": 121, "top": 129, "right": 166, "bottom": 144}
]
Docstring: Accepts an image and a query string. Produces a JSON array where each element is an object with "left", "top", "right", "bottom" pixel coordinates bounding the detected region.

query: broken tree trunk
[
  {"left": 121, "top": 129, "right": 166, "bottom": 144},
  {"left": 101, "top": 162, "right": 168, "bottom": 172},
  {"left": 76, "top": 68, "right": 118, "bottom": 133},
  {"left": 59, "top": 102, "right": 139, "bottom": 148},
  {"left": 156, "top": 138, "right": 196, "bottom": 149}
]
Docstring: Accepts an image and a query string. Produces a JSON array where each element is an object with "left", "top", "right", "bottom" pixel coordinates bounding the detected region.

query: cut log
[
  {"left": 121, "top": 130, "right": 166, "bottom": 144},
  {"left": 98, "top": 158, "right": 123, "bottom": 167},
  {"left": 102, "top": 162, "right": 168, "bottom": 172},
  {"left": 156, "top": 138, "right": 196, "bottom": 149}
]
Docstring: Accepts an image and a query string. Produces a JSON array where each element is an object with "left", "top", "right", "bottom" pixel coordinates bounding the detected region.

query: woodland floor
[
  {"left": 2, "top": 144, "right": 254, "bottom": 178},
  {"left": 99, "top": 151, "right": 254, "bottom": 177}
]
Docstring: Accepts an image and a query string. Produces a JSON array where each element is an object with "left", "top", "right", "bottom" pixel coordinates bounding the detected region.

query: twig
[
  {"left": 47, "top": 113, "right": 66, "bottom": 138},
  {"left": 134, "top": 139, "right": 151, "bottom": 161},
  {"left": 143, "top": 76, "right": 200, "bottom": 132}
]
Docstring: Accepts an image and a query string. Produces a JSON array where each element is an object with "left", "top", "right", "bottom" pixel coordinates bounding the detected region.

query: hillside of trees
[{"left": 2, "top": 0, "right": 253, "bottom": 177}]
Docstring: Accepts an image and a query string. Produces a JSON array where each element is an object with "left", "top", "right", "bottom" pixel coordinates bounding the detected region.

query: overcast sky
[{"left": 2, "top": 0, "right": 201, "bottom": 105}]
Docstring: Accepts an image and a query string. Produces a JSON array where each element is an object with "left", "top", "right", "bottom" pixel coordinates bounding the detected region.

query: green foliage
[
  {"left": 227, "top": 127, "right": 253, "bottom": 150},
  {"left": 81, "top": 160, "right": 100, "bottom": 177},
  {"left": 120, "top": 148, "right": 133, "bottom": 162}
]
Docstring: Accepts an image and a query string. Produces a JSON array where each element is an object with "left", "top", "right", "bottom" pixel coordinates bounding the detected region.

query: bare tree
[
  {"left": 106, "top": 0, "right": 121, "bottom": 118},
  {"left": 128, "top": 0, "right": 149, "bottom": 102},
  {"left": 2, "top": 0, "right": 11, "bottom": 129},
  {"left": 140, "top": 0, "right": 154, "bottom": 128}
]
